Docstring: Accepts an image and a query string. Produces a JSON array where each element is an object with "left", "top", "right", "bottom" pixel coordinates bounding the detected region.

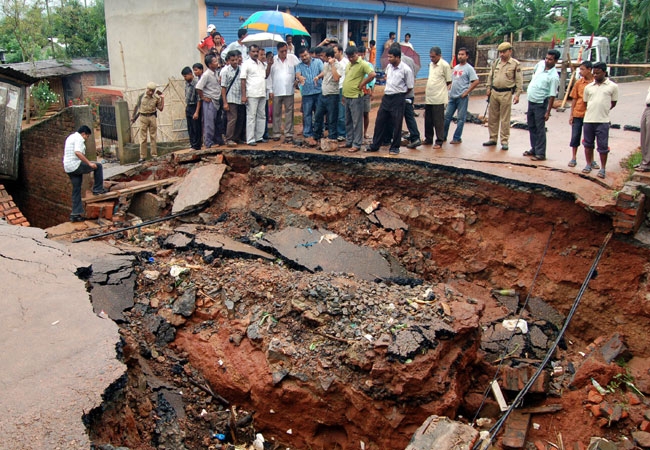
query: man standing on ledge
[
  {"left": 424, "top": 46, "right": 451, "bottom": 149},
  {"left": 523, "top": 49, "right": 560, "bottom": 161},
  {"left": 131, "top": 82, "right": 164, "bottom": 162},
  {"left": 366, "top": 45, "right": 413, "bottom": 155},
  {"left": 63, "top": 125, "right": 107, "bottom": 222},
  {"left": 341, "top": 45, "right": 375, "bottom": 153},
  {"left": 483, "top": 42, "right": 522, "bottom": 151},
  {"left": 443, "top": 47, "right": 479, "bottom": 145},
  {"left": 582, "top": 62, "right": 618, "bottom": 179}
]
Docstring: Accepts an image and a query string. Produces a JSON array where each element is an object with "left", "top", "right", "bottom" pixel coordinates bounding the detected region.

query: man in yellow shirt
[{"left": 424, "top": 46, "right": 451, "bottom": 149}]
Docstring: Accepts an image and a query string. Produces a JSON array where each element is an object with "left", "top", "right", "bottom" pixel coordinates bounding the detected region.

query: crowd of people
[{"left": 62, "top": 25, "right": 650, "bottom": 222}]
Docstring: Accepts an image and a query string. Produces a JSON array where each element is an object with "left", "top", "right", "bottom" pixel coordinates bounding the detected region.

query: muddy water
[{"left": 88, "top": 151, "right": 650, "bottom": 450}]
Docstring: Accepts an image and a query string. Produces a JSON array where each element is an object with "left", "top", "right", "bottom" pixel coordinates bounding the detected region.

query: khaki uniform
[
  {"left": 138, "top": 94, "right": 162, "bottom": 159},
  {"left": 487, "top": 58, "right": 523, "bottom": 145}
]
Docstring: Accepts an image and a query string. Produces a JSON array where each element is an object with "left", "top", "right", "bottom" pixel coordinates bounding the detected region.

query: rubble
[
  {"left": 405, "top": 415, "right": 479, "bottom": 450},
  {"left": 171, "top": 163, "right": 227, "bottom": 214}
]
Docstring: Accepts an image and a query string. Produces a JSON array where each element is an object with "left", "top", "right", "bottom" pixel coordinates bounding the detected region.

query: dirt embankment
[{"left": 86, "top": 153, "right": 650, "bottom": 449}]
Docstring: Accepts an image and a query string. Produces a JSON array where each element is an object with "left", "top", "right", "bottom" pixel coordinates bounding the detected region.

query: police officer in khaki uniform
[
  {"left": 483, "top": 42, "right": 523, "bottom": 151},
  {"left": 131, "top": 81, "right": 165, "bottom": 162}
]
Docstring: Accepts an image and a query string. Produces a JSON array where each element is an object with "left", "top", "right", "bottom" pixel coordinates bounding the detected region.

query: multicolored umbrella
[{"left": 240, "top": 10, "right": 309, "bottom": 37}]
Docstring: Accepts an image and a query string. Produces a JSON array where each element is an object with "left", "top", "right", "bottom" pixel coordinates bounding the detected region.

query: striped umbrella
[{"left": 240, "top": 10, "right": 309, "bottom": 37}]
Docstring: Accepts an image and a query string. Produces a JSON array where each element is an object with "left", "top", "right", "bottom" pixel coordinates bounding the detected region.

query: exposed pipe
[{"left": 71, "top": 207, "right": 203, "bottom": 243}]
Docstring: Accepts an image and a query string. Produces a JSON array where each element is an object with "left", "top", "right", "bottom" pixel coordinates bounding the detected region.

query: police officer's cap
[{"left": 497, "top": 42, "right": 512, "bottom": 52}]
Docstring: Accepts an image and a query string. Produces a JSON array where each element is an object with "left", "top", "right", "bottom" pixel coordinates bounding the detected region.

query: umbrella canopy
[
  {"left": 241, "top": 32, "right": 286, "bottom": 48},
  {"left": 379, "top": 45, "right": 421, "bottom": 77},
  {"left": 240, "top": 10, "right": 309, "bottom": 37}
]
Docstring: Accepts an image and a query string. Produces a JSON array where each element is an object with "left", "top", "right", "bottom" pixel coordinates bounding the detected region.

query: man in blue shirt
[
  {"left": 296, "top": 47, "right": 324, "bottom": 146},
  {"left": 523, "top": 50, "right": 560, "bottom": 161}
]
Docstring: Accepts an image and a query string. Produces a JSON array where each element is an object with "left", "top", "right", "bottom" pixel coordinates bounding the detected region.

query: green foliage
[
  {"left": 31, "top": 80, "right": 59, "bottom": 117},
  {"left": 0, "top": 0, "right": 107, "bottom": 62}
]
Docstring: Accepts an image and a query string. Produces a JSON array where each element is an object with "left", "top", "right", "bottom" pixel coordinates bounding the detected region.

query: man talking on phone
[{"left": 131, "top": 81, "right": 165, "bottom": 162}]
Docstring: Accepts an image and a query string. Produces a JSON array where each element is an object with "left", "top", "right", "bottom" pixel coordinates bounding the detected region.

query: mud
[{"left": 83, "top": 151, "right": 650, "bottom": 450}]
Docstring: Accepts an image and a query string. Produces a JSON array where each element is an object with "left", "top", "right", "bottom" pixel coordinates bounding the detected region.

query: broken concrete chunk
[
  {"left": 173, "top": 287, "right": 196, "bottom": 317},
  {"left": 172, "top": 164, "right": 227, "bottom": 214},
  {"left": 164, "top": 232, "right": 194, "bottom": 250},
  {"left": 500, "top": 364, "right": 549, "bottom": 394},
  {"left": 247, "top": 323, "right": 263, "bottom": 342},
  {"left": 373, "top": 208, "right": 409, "bottom": 231},
  {"left": 195, "top": 230, "right": 274, "bottom": 260},
  {"left": 357, "top": 197, "right": 380, "bottom": 214},
  {"left": 525, "top": 297, "right": 565, "bottom": 329},
  {"left": 600, "top": 333, "right": 629, "bottom": 364},
  {"left": 406, "top": 415, "right": 479, "bottom": 450},
  {"left": 588, "top": 437, "right": 618, "bottom": 450},
  {"left": 259, "top": 226, "right": 405, "bottom": 281},
  {"left": 128, "top": 191, "right": 164, "bottom": 221},
  {"left": 633, "top": 431, "right": 650, "bottom": 448},
  {"left": 529, "top": 325, "right": 548, "bottom": 350},
  {"left": 387, "top": 329, "right": 425, "bottom": 360},
  {"left": 272, "top": 369, "right": 289, "bottom": 385}
]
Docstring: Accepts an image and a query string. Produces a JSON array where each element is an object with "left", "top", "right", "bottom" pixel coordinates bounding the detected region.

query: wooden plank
[
  {"left": 84, "top": 177, "right": 180, "bottom": 204},
  {"left": 518, "top": 404, "right": 563, "bottom": 414},
  {"left": 502, "top": 410, "right": 531, "bottom": 449}
]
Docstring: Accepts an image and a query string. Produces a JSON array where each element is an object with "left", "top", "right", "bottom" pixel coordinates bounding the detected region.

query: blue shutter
[{"left": 400, "top": 17, "right": 455, "bottom": 79}]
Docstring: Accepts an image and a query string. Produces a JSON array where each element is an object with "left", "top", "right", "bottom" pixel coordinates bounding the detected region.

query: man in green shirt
[{"left": 342, "top": 46, "right": 375, "bottom": 152}]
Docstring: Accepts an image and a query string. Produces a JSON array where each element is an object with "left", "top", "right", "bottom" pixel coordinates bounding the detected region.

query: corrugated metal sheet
[{"left": 1, "top": 58, "right": 108, "bottom": 80}]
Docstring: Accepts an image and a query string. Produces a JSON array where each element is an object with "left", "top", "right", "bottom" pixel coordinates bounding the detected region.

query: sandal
[
  {"left": 582, "top": 165, "right": 592, "bottom": 174},
  {"left": 523, "top": 150, "right": 534, "bottom": 156},
  {"left": 597, "top": 169, "right": 606, "bottom": 179},
  {"left": 591, "top": 161, "right": 600, "bottom": 169},
  {"left": 568, "top": 159, "right": 577, "bottom": 167}
]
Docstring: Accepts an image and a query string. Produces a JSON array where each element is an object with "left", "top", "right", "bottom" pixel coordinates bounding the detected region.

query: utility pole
[
  {"left": 558, "top": 0, "right": 573, "bottom": 99},
  {"left": 615, "top": 0, "right": 626, "bottom": 76}
]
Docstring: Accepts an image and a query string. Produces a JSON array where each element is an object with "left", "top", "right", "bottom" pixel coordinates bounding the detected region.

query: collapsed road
[{"left": 5, "top": 143, "right": 650, "bottom": 449}]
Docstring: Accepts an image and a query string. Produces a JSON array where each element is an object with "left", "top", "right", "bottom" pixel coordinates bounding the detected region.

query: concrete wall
[
  {"left": 16, "top": 106, "right": 95, "bottom": 228},
  {"left": 105, "top": 0, "right": 203, "bottom": 90}
]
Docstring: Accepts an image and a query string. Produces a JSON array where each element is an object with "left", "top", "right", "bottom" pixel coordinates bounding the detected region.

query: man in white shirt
[
  {"left": 62, "top": 125, "right": 107, "bottom": 222},
  {"left": 196, "top": 54, "right": 224, "bottom": 148},
  {"left": 221, "top": 28, "right": 249, "bottom": 62},
  {"left": 582, "top": 62, "right": 618, "bottom": 178},
  {"left": 267, "top": 42, "right": 300, "bottom": 142},
  {"left": 334, "top": 44, "right": 349, "bottom": 140},
  {"left": 240, "top": 45, "right": 268, "bottom": 145},
  {"left": 366, "top": 46, "right": 413, "bottom": 155},
  {"left": 637, "top": 87, "right": 650, "bottom": 172}
]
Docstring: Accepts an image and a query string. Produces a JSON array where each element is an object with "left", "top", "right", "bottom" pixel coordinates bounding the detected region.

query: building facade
[{"left": 104, "top": 0, "right": 463, "bottom": 87}]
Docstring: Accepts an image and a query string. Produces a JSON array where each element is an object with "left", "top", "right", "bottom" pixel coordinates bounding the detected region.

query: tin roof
[{"left": 1, "top": 58, "right": 109, "bottom": 80}]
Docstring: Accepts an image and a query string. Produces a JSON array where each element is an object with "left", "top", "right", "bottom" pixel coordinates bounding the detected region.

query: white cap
[{"left": 207, "top": 24, "right": 216, "bottom": 33}]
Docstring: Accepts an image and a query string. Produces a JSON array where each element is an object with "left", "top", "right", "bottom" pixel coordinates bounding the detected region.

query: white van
[{"left": 564, "top": 36, "right": 610, "bottom": 64}]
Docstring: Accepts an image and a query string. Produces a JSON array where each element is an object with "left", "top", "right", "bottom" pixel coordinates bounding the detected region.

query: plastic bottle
[{"left": 491, "top": 289, "right": 517, "bottom": 296}]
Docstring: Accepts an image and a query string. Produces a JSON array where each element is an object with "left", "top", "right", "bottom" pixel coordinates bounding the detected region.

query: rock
[
  {"left": 172, "top": 287, "right": 196, "bottom": 317},
  {"left": 599, "top": 333, "right": 630, "bottom": 364},
  {"left": 272, "top": 369, "right": 289, "bottom": 385},
  {"left": 570, "top": 354, "right": 625, "bottom": 389},
  {"left": 525, "top": 297, "right": 565, "bottom": 329},
  {"left": 163, "top": 232, "right": 194, "bottom": 250},
  {"left": 529, "top": 325, "right": 548, "bottom": 350},
  {"left": 172, "top": 164, "right": 227, "bottom": 214},
  {"left": 627, "top": 357, "right": 650, "bottom": 394},
  {"left": 373, "top": 208, "right": 408, "bottom": 231},
  {"left": 587, "top": 437, "right": 617, "bottom": 450},
  {"left": 387, "top": 329, "right": 425, "bottom": 360},
  {"left": 357, "top": 197, "right": 380, "bottom": 214},
  {"left": 500, "top": 364, "right": 549, "bottom": 394},
  {"left": 247, "top": 323, "right": 263, "bottom": 342},
  {"left": 128, "top": 191, "right": 164, "bottom": 220},
  {"left": 632, "top": 432, "right": 650, "bottom": 449},
  {"left": 406, "top": 415, "right": 479, "bottom": 450}
]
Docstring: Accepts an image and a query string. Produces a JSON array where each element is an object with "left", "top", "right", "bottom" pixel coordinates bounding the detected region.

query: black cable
[
  {"left": 471, "top": 225, "right": 555, "bottom": 425},
  {"left": 474, "top": 229, "right": 613, "bottom": 450}
]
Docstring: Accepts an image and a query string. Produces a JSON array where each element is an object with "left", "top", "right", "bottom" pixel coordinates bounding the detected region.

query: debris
[
  {"left": 143, "top": 270, "right": 160, "bottom": 280},
  {"left": 502, "top": 319, "right": 528, "bottom": 333},
  {"left": 502, "top": 410, "right": 531, "bottom": 449},
  {"left": 405, "top": 415, "right": 479, "bottom": 450},
  {"left": 171, "top": 164, "right": 227, "bottom": 214},
  {"left": 169, "top": 265, "right": 190, "bottom": 278},
  {"left": 491, "top": 380, "right": 509, "bottom": 412}
]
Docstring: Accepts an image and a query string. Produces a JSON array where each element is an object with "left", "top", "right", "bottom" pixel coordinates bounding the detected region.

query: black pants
[
  {"left": 186, "top": 105, "right": 202, "bottom": 150},
  {"left": 370, "top": 93, "right": 406, "bottom": 151},
  {"left": 527, "top": 99, "right": 548, "bottom": 158},
  {"left": 404, "top": 97, "right": 420, "bottom": 142},
  {"left": 424, "top": 104, "right": 445, "bottom": 144},
  {"left": 67, "top": 162, "right": 104, "bottom": 217}
]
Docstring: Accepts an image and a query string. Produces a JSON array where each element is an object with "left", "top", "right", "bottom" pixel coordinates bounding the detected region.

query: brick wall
[
  {"left": 613, "top": 182, "right": 648, "bottom": 234},
  {"left": 0, "top": 184, "right": 30, "bottom": 226},
  {"left": 15, "top": 105, "right": 95, "bottom": 228}
]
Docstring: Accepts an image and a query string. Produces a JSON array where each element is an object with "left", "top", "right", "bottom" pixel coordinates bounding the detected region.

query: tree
[
  {"left": 634, "top": 0, "right": 650, "bottom": 61},
  {"left": 0, "top": 0, "right": 48, "bottom": 62},
  {"left": 463, "top": 0, "right": 558, "bottom": 42}
]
